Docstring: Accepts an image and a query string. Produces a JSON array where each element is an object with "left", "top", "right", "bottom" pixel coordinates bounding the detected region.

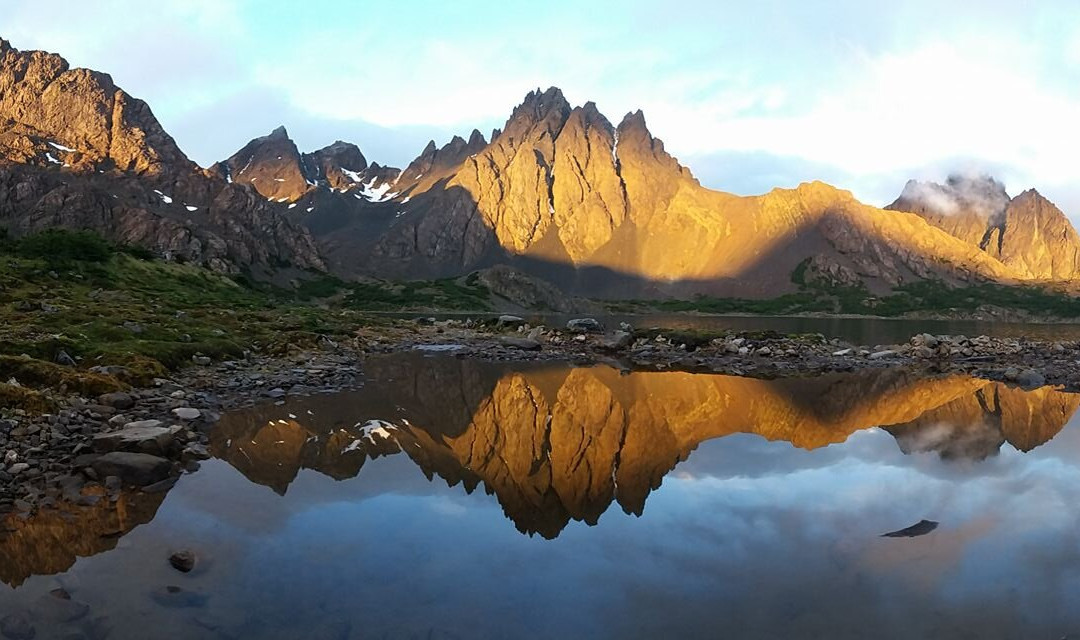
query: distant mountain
[
  {"left": 0, "top": 38, "right": 322, "bottom": 273},
  {"left": 224, "top": 87, "right": 1021, "bottom": 297},
  {"left": 6, "top": 35, "right": 1080, "bottom": 298},
  {"left": 887, "top": 175, "right": 1080, "bottom": 280}
]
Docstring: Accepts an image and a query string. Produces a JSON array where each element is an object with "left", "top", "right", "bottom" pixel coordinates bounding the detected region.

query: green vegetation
[
  {"left": 0, "top": 229, "right": 496, "bottom": 406},
  {"left": 292, "top": 272, "right": 492, "bottom": 311},
  {"left": 629, "top": 276, "right": 1080, "bottom": 318}
]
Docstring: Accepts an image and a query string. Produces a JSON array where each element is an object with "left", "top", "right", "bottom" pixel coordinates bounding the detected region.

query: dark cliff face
[
  {"left": 887, "top": 175, "right": 1080, "bottom": 280},
  {"left": 0, "top": 39, "right": 323, "bottom": 273}
]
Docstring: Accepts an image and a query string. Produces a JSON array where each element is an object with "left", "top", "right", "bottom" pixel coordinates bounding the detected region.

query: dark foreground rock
[{"left": 90, "top": 452, "right": 173, "bottom": 487}]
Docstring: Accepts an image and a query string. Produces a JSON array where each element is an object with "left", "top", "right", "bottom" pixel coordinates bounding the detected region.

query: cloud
[
  {"left": 164, "top": 85, "right": 482, "bottom": 167},
  {"left": 6, "top": 0, "right": 1080, "bottom": 219}
]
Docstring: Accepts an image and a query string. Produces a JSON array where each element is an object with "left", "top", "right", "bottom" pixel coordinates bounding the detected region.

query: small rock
[
  {"left": 7, "top": 463, "right": 29, "bottom": 475},
  {"left": 34, "top": 589, "right": 89, "bottom": 622},
  {"left": 868, "top": 350, "right": 897, "bottom": 360},
  {"left": 98, "top": 392, "right": 134, "bottom": 410},
  {"left": 123, "top": 419, "right": 163, "bottom": 430},
  {"left": 169, "top": 549, "right": 197, "bottom": 573},
  {"left": 171, "top": 408, "right": 201, "bottom": 421}
]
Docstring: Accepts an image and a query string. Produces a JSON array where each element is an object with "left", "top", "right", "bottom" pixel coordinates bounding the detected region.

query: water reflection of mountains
[{"left": 212, "top": 354, "right": 1080, "bottom": 539}]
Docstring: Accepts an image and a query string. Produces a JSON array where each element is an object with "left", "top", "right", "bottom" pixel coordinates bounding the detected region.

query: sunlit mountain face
[{"left": 5, "top": 35, "right": 1080, "bottom": 300}]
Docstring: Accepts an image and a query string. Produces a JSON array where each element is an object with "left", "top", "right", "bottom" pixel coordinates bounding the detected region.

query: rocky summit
[
  {"left": 887, "top": 174, "right": 1080, "bottom": 281},
  {"left": 4, "top": 36, "right": 1080, "bottom": 298},
  {"left": 272, "top": 88, "right": 1023, "bottom": 297},
  {"left": 0, "top": 39, "right": 322, "bottom": 274}
]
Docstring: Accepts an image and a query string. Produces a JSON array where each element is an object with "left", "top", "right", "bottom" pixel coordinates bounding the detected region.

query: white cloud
[{"left": 5, "top": 1, "right": 1080, "bottom": 217}]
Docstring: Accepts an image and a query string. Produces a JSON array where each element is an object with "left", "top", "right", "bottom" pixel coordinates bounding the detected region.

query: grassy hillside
[
  {"left": 617, "top": 271, "right": 1080, "bottom": 319},
  {"left": 0, "top": 231, "right": 377, "bottom": 391}
]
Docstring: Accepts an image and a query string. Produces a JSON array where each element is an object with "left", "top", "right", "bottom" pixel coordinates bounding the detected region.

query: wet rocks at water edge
[
  {"left": 90, "top": 452, "right": 174, "bottom": 487},
  {"left": 599, "top": 331, "right": 633, "bottom": 351},
  {"left": 92, "top": 423, "right": 185, "bottom": 456},
  {"left": 497, "top": 315, "right": 526, "bottom": 328},
  {"left": 499, "top": 337, "right": 542, "bottom": 351}
]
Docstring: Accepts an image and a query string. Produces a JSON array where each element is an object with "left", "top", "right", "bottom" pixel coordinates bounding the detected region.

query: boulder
[
  {"left": 497, "top": 315, "right": 525, "bottom": 327},
  {"left": 1015, "top": 369, "right": 1046, "bottom": 389},
  {"left": 91, "top": 452, "right": 172, "bottom": 486},
  {"left": 566, "top": 318, "right": 604, "bottom": 333},
  {"left": 98, "top": 391, "right": 134, "bottom": 410},
  {"left": 499, "top": 337, "right": 542, "bottom": 351},
  {"left": 93, "top": 424, "right": 182, "bottom": 455},
  {"left": 599, "top": 330, "right": 633, "bottom": 351}
]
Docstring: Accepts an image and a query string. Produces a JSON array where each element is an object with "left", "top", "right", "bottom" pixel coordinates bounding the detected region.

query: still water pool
[{"left": 2, "top": 353, "right": 1080, "bottom": 639}]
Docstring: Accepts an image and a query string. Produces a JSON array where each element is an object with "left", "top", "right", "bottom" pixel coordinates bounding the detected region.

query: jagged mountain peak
[
  {"left": 888, "top": 174, "right": 1080, "bottom": 280},
  {"left": 0, "top": 38, "right": 322, "bottom": 272},
  {"left": 267, "top": 125, "right": 290, "bottom": 139},
  {"left": 0, "top": 37, "right": 192, "bottom": 176},
  {"left": 502, "top": 86, "right": 572, "bottom": 139}
]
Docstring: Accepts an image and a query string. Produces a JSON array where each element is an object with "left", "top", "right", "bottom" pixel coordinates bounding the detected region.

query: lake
[{"left": 2, "top": 352, "right": 1080, "bottom": 639}]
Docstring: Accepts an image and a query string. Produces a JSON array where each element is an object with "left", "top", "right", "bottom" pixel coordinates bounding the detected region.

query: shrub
[{"left": 17, "top": 229, "right": 112, "bottom": 264}]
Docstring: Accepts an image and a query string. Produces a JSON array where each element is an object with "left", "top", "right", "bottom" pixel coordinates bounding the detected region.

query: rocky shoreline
[{"left": 1, "top": 316, "right": 1078, "bottom": 514}]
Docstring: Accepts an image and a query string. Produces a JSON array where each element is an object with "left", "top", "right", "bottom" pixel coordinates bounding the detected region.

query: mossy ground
[
  {"left": 620, "top": 268, "right": 1080, "bottom": 319},
  {"left": 0, "top": 230, "right": 495, "bottom": 409}
]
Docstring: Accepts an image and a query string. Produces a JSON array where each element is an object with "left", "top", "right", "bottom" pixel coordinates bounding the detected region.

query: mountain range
[{"left": 2, "top": 37, "right": 1079, "bottom": 299}]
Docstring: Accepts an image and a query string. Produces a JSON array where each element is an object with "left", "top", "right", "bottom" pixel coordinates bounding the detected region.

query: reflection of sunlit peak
[{"left": 339, "top": 419, "right": 400, "bottom": 454}]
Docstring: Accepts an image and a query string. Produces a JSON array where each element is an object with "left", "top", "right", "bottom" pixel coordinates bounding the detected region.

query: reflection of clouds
[
  {"left": 594, "top": 424, "right": 1080, "bottom": 638},
  {"left": 9, "top": 358, "right": 1080, "bottom": 638}
]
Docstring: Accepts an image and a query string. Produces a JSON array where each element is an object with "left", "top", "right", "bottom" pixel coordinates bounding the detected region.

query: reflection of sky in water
[{"left": 4, "top": 392, "right": 1080, "bottom": 637}]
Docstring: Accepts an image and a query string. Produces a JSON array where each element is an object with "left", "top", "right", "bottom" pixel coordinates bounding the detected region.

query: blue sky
[{"left": 9, "top": 0, "right": 1080, "bottom": 214}]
